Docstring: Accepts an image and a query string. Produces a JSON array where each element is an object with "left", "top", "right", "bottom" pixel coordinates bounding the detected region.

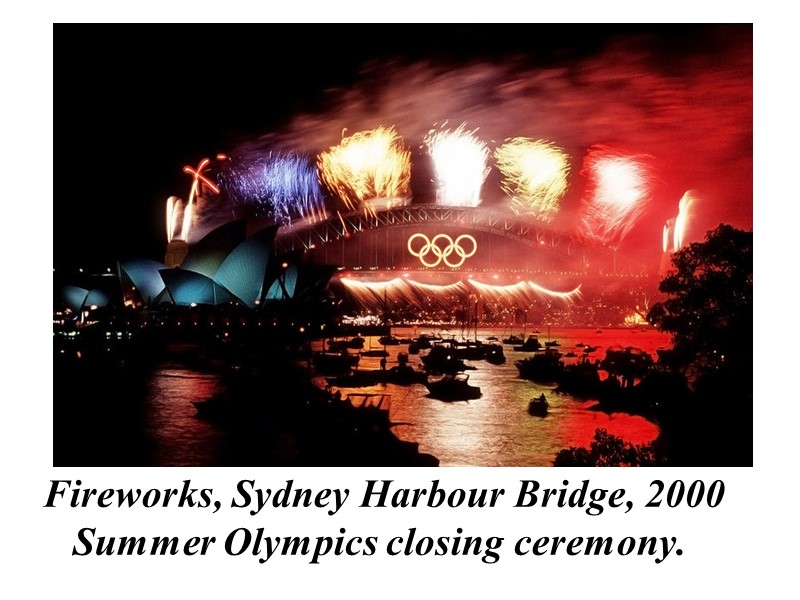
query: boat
[
  {"left": 420, "top": 345, "right": 474, "bottom": 374},
  {"left": 360, "top": 336, "right": 389, "bottom": 357},
  {"left": 516, "top": 348, "right": 564, "bottom": 382},
  {"left": 482, "top": 343, "right": 506, "bottom": 364},
  {"left": 327, "top": 336, "right": 365, "bottom": 351},
  {"left": 513, "top": 335, "right": 541, "bottom": 352},
  {"left": 425, "top": 372, "right": 482, "bottom": 401},
  {"left": 528, "top": 393, "right": 549, "bottom": 416},
  {"left": 312, "top": 349, "right": 360, "bottom": 375},
  {"left": 385, "top": 364, "right": 428, "bottom": 385}
]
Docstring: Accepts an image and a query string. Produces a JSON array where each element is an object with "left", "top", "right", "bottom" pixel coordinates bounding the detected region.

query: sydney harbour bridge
[
  {"left": 269, "top": 204, "right": 659, "bottom": 326},
  {"left": 274, "top": 204, "right": 651, "bottom": 280}
]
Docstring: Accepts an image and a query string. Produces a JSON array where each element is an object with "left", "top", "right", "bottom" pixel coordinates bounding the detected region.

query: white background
[{"left": 3, "top": 4, "right": 793, "bottom": 598}]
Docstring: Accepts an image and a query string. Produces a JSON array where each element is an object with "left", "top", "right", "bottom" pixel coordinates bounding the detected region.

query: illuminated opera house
[{"left": 57, "top": 220, "right": 336, "bottom": 318}]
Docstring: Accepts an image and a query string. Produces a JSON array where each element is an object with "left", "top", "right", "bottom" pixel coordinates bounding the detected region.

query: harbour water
[
  {"left": 56, "top": 326, "right": 670, "bottom": 467},
  {"left": 318, "top": 327, "right": 669, "bottom": 466}
]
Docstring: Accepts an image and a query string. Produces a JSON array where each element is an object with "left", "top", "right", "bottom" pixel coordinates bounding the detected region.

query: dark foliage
[
  {"left": 648, "top": 224, "right": 753, "bottom": 379},
  {"left": 553, "top": 429, "right": 662, "bottom": 466}
]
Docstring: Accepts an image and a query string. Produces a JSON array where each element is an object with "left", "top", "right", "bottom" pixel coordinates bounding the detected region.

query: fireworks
[
  {"left": 424, "top": 124, "right": 490, "bottom": 207},
  {"left": 579, "top": 146, "right": 653, "bottom": 247},
  {"left": 468, "top": 280, "right": 581, "bottom": 304},
  {"left": 662, "top": 191, "right": 699, "bottom": 254},
  {"left": 673, "top": 190, "right": 697, "bottom": 251},
  {"left": 662, "top": 218, "right": 675, "bottom": 254},
  {"left": 166, "top": 196, "right": 191, "bottom": 242},
  {"left": 165, "top": 158, "right": 222, "bottom": 243},
  {"left": 494, "top": 138, "right": 570, "bottom": 217},
  {"left": 317, "top": 127, "right": 411, "bottom": 213},
  {"left": 340, "top": 276, "right": 580, "bottom": 313},
  {"left": 183, "top": 157, "right": 220, "bottom": 197},
  {"left": 217, "top": 151, "right": 327, "bottom": 225}
]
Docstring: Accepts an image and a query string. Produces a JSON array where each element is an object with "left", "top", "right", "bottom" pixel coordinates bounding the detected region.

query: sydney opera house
[{"left": 55, "top": 219, "right": 338, "bottom": 332}]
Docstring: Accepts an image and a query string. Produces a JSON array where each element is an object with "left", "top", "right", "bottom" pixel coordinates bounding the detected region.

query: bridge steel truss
[
  {"left": 273, "top": 205, "right": 655, "bottom": 276},
  {"left": 274, "top": 205, "right": 585, "bottom": 259}
]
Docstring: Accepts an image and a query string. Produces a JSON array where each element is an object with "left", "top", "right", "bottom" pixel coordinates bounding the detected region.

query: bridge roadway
[{"left": 273, "top": 204, "right": 651, "bottom": 276}]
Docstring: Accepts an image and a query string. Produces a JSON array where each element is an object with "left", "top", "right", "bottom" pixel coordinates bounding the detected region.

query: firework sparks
[
  {"left": 166, "top": 196, "right": 177, "bottom": 242},
  {"left": 468, "top": 279, "right": 582, "bottom": 304},
  {"left": 317, "top": 126, "right": 411, "bottom": 213},
  {"left": 424, "top": 124, "right": 490, "bottom": 207},
  {"left": 662, "top": 218, "right": 676, "bottom": 254},
  {"left": 661, "top": 190, "right": 700, "bottom": 255},
  {"left": 339, "top": 276, "right": 580, "bottom": 313},
  {"left": 183, "top": 157, "right": 220, "bottom": 196},
  {"left": 217, "top": 151, "right": 327, "bottom": 225},
  {"left": 173, "top": 157, "right": 222, "bottom": 242},
  {"left": 673, "top": 190, "right": 698, "bottom": 251},
  {"left": 166, "top": 196, "right": 191, "bottom": 242},
  {"left": 579, "top": 146, "right": 653, "bottom": 246},
  {"left": 494, "top": 138, "right": 570, "bottom": 217}
]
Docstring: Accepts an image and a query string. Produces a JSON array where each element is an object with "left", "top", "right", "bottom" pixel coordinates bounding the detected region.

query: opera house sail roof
[{"left": 60, "top": 220, "right": 334, "bottom": 312}]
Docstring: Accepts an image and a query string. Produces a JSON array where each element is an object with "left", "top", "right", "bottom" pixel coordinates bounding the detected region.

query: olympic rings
[{"left": 407, "top": 233, "right": 478, "bottom": 268}]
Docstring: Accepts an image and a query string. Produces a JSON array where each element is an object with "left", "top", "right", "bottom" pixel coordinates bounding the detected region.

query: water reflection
[
  {"left": 145, "top": 367, "right": 225, "bottom": 466},
  {"left": 78, "top": 327, "right": 669, "bottom": 466},
  {"left": 318, "top": 327, "right": 666, "bottom": 466}
]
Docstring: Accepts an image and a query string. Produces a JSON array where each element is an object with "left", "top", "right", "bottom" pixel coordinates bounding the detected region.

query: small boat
[
  {"left": 516, "top": 348, "right": 563, "bottom": 382},
  {"left": 528, "top": 393, "right": 549, "bottom": 416},
  {"left": 482, "top": 343, "right": 506, "bottom": 365},
  {"left": 425, "top": 372, "right": 482, "bottom": 401},
  {"left": 513, "top": 335, "right": 541, "bottom": 352},
  {"left": 420, "top": 345, "right": 473, "bottom": 374},
  {"left": 312, "top": 350, "right": 360, "bottom": 375}
]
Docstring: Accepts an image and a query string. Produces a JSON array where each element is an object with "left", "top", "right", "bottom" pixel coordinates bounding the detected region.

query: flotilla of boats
[{"left": 310, "top": 328, "right": 659, "bottom": 408}]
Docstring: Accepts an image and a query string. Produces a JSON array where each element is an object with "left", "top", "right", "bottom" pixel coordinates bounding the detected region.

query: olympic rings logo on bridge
[{"left": 407, "top": 233, "right": 478, "bottom": 268}]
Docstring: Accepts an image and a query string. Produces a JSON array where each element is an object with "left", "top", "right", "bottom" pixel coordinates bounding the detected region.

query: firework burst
[
  {"left": 317, "top": 126, "right": 411, "bottom": 213},
  {"left": 424, "top": 124, "right": 490, "bottom": 207},
  {"left": 166, "top": 157, "right": 222, "bottom": 243},
  {"left": 494, "top": 138, "right": 570, "bottom": 218},
  {"left": 579, "top": 146, "right": 653, "bottom": 247},
  {"left": 216, "top": 151, "right": 327, "bottom": 226}
]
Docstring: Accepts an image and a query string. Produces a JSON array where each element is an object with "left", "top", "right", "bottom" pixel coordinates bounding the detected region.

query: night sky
[{"left": 55, "top": 24, "right": 752, "bottom": 273}]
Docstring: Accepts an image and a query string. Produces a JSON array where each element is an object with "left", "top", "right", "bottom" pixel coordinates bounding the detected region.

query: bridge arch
[{"left": 276, "top": 205, "right": 582, "bottom": 255}]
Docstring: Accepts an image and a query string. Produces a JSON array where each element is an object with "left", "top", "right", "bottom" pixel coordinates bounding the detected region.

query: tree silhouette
[
  {"left": 553, "top": 429, "right": 661, "bottom": 466},
  {"left": 647, "top": 224, "right": 753, "bottom": 466},
  {"left": 648, "top": 224, "right": 752, "bottom": 380}
]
